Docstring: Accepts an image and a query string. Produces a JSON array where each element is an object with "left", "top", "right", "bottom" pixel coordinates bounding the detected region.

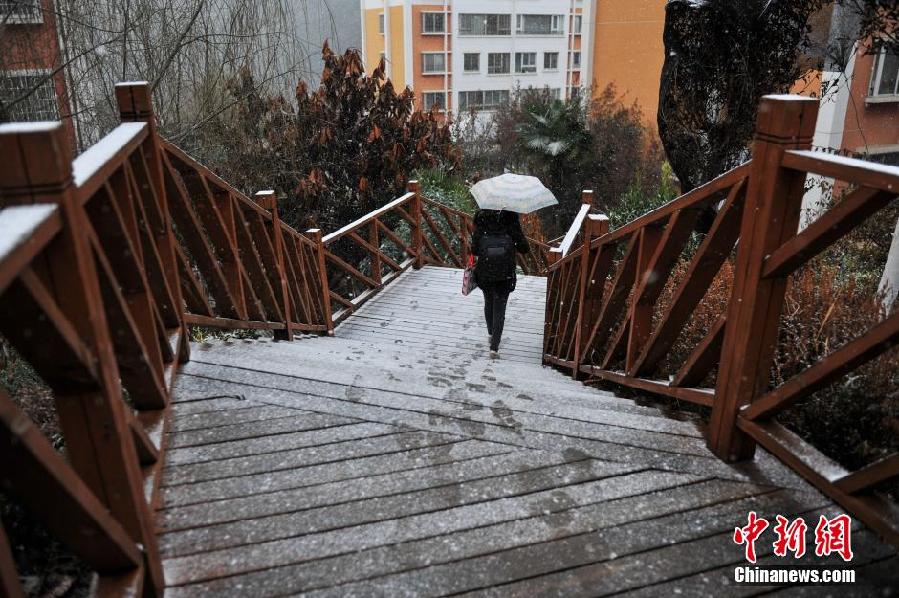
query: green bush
[
  {"left": 416, "top": 168, "right": 476, "bottom": 215},
  {"left": 608, "top": 162, "right": 679, "bottom": 230}
]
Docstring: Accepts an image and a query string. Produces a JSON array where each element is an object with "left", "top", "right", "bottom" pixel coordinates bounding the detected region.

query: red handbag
[{"left": 462, "top": 254, "right": 478, "bottom": 296}]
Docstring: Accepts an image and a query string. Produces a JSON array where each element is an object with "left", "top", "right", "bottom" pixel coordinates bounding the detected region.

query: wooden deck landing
[{"left": 161, "top": 267, "right": 897, "bottom": 596}]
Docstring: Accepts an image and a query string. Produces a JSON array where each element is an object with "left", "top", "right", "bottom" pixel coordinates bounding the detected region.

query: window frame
[
  {"left": 515, "top": 14, "right": 563, "bottom": 36},
  {"left": 463, "top": 53, "right": 480, "bottom": 73},
  {"left": 482, "top": 89, "right": 509, "bottom": 109},
  {"left": 544, "top": 52, "right": 559, "bottom": 71},
  {"left": 868, "top": 44, "right": 899, "bottom": 102},
  {"left": 421, "top": 52, "right": 448, "bottom": 75},
  {"left": 515, "top": 52, "right": 537, "bottom": 74},
  {"left": 421, "top": 11, "right": 446, "bottom": 35},
  {"left": 378, "top": 13, "right": 385, "bottom": 34},
  {"left": 421, "top": 91, "right": 447, "bottom": 112},
  {"left": 487, "top": 53, "right": 511, "bottom": 75},
  {"left": 458, "top": 89, "right": 509, "bottom": 111},
  {"left": 571, "top": 51, "right": 582, "bottom": 70},
  {"left": 458, "top": 13, "right": 511, "bottom": 36},
  {"left": 573, "top": 15, "right": 582, "bottom": 34},
  {"left": 0, "top": 68, "right": 59, "bottom": 122},
  {"left": 1, "top": 0, "right": 43, "bottom": 24}
]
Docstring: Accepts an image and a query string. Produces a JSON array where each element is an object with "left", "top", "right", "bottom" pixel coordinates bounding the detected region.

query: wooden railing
[
  {"left": 0, "top": 81, "right": 557, "bottom": 596},
  {"left": 0, "top": 83, "right": 181, "bottom": 596},
  {"left": 543, "top": 95, "right": 899, "bottom": 546},
  {"left": 160, "top": 142, "right": 332, "bottom": 338},
  {"left": 322, "top": 188, "right": 419, "bottom": 323}
]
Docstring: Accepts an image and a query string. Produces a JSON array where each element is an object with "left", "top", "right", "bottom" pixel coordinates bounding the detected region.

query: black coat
[{"left": 471, "top": 210, "right": 530, "bottom": 292}]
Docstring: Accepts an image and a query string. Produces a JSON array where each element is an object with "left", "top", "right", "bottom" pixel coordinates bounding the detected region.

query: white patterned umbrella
[{"left": 470, "top": 173, "right": 558, "bottom": 214}]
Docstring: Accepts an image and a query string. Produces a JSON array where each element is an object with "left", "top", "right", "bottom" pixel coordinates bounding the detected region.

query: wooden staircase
[{"left": 1, "top": 83, "right": 897, "bottom": 596}]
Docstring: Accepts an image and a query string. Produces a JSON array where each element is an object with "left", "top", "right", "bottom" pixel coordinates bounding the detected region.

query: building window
[
  {"left": 458, "top": 89, "right": 510, "bottom": 111},
  {"left": 516, "top": 14, "right": 563, "bottom": 35},
  {"left": 1, "top": 0, "right": 42, "bottom": 23},
  {"left": 865, "top": 149, "right": 899, "bottom": 166},
  {"left": 869, "top": 45, "right": 899, "bottom": 98},
  {"left": 487, "top": 53, "right": 510, "bottom": 75},
  {"left": 544, "top": 52, "right": 559, "bottom": 70},
  {"left": 422, "top": 53, "right": 447, "bottom": 74},
  {"left": 0, "top": 70, "right": 59, "bottom": 122},
  {"left": 515, "top": 52, "right": 537, "bottom": 74},
  {"left": 464, "top": 53, "right": 480, "bottom": 73},
  {"left": 571, "top": 51, "right": 581, "bottom": 70},
  {"left": 525, "top": 86, "right": 562, "bottom": 100},
  {"left": 378, "top": 13, "right": 385, "bottom": 34},
  {"left": 459, "top": 14, "right": 511, "bottom": 36},
  {"left": 569, "top": 86, "right": 581, "bottom": 101},
  {"left": 422, "top": 91, "right": 446, "bottom": 112},
  {"left": 573, "top": 15, "right": 582, "bottom": 34},
  {"left": 422, "top": 12, "right": 446, "bottom": 34}
]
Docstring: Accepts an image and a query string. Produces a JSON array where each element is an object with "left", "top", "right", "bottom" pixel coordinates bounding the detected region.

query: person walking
[
  {"left": 467, "top": 172, "right": 559, "bottom": 358},
  {"left": 472, "top": 209, "right": 530, "bottom": 357}
]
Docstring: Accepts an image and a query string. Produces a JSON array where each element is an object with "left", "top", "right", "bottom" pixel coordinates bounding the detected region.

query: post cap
[
  {"left": 115, "top": 82, "right": 154, "bottom": 121},
  {"left": 255, "top": 189, "right": 277, "bottom": 210}
]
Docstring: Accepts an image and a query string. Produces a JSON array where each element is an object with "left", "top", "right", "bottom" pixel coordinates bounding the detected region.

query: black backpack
[{"left": 478, "top": 231, "right": 516, "bottom": 283}]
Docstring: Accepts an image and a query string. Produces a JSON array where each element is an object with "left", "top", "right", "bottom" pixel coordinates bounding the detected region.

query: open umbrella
[{"left": 470, "top": 173, "right": 558, "bottom": 214}]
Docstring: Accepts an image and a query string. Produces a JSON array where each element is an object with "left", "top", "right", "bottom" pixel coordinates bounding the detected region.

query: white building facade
[{"left": 360, "top": 0, "right": 592, "bottom": 116}]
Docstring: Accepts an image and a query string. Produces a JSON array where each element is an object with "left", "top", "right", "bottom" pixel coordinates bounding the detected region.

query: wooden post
[
  {"left": 369, "top": 219, "right": 382, "bottom": 286},
  {"left": 543, "top": 266, "right": 558, "bottom": 365},
  {"left": 708, "top": 95, "right": 818, "bottom": 461},
  {"left": 306, "top": 228, "right": 335, "bottom": 335},
  {"left": 115, "top": 81, "right": 189, "bottom": 364},
  {"left": 573, "top": 198, "right": 610, "bottom": 379},
  {"left": 0, "top": 122, "right": 164, "bottom": 595},
  {"left": 256, "top": 190, "right": 293, "bottom": 341},
  {"left": 408, "top": 180, "right": 424, "bottom": 269},
  {"left": 571, "top": 191, "right": 595, "bottom": 378}
]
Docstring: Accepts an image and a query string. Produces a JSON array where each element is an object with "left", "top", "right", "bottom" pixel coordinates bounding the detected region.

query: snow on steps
[{"left": 188, "top": 335, "right": 693, "bottom": 434}]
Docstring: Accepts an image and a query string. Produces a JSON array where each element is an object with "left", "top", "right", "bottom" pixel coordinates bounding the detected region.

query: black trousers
[{"left": 482, "top": 284, "right": 510, "bottom": 351}]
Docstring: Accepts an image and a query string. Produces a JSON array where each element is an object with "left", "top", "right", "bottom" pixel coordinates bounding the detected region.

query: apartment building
[
  {"left": 0, "top": 0, "right": 75, "bottom": 147},
  {"left": 360, "top": 0, "right": 591, "bottom": 115},
  {"left": 799, "top": 5, "right": 899, "bottom": 217}
]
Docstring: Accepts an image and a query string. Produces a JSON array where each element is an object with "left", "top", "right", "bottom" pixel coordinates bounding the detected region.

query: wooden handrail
[
  {"left": 323, "top": 192, "right": 415, "bottom": 244},
  {"left": 557, "top": 203, "right": 592, "bottom": 258},
  {"left": 542, "top": 94, "right": 899, "bottom": 547},
  {"left": 1, "top": 85, "right": 173, "bottom": 594},
  {"left": 73, "top": 122, "right": 148, "bottom": 196},
  {"left": 552, "top": 162, "right": 752, "bottom": 270},
  {"left": 0, "top": 204, "right": 61, "bottom": 292},
  {"left": 783, "top": 148, "right": 899, "bottom": 191},
  {"left": 0, "top": 81, "right": 336, "bottom": 594}
]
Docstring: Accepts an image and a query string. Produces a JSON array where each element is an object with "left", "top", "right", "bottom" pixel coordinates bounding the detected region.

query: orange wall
[
  {"left": 363, "top": 8, "right": 386, "bottom": 72},
  {"left": 591, "top": 0, "right": 666, "bottom": 128},
  {"left": 412, "top": 4, "right": 450, "bottom": 103},
  {"left": 842, "top": 50, "right": 899, "bottom": 153},
  {"left": 361, "top": 5, "right": 405, "bottom": 86},
  {"left": 389, "top": 5, "right": 406, "bottom": 87}
]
